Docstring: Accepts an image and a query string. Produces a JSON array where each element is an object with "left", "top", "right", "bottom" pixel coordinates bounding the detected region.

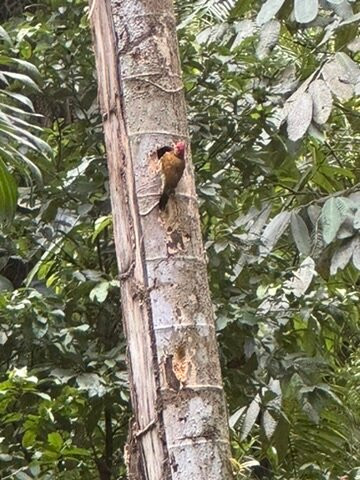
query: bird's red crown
[{"left": 174, "top": 141, "right": 185, "bottom": 158}]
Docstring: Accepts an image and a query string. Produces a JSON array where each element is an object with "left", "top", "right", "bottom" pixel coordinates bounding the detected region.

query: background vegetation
[{"left": 0, "top": 0, "right": 359, "bottom": 478}]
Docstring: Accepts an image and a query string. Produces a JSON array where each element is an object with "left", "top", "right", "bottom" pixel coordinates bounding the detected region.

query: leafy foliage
[
  {"left": 0, "top": 0, "right": 359, "bottom": 479},
  {"left": 178, "top": 0, "right": 360, "bottom": 478},
  {"left": 0, "top": 6, "right": 128, "bottom": 479}
]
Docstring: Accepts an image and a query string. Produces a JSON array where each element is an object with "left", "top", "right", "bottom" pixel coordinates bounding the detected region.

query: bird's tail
[{"left": 159, "top": 191, "right": 169, "bottom": 210}]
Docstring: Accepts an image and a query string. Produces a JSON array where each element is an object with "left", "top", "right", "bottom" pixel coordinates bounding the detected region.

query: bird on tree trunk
[{"left": 159, "top": 141, "right": 186, "bottom": 210}]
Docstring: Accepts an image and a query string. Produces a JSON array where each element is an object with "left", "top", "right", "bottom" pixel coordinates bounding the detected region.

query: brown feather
[{"left": 159, "top": 149, "right": 185, "bottom": 210}]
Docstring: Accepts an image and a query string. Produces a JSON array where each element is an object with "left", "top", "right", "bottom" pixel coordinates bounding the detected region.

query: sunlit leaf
[
  {"left": 330, "top": 238, "right": 355, "bottom": 274},
  {"left": 260, "top": 211, "right": 291, "bottom": 255},
  {"left": 294, "top": 0, "right": 318, "bottom": 23},
  {"left": 291, "top": 212, "right": 311, "bottom": 255},
  {"left": 256, "top": 0, "right": 286, "bottom": 26},
  {"left": 284, "top": 257, "right": 316, "bottom": 297},
  {"left": 287, "top": 92, "right": 313, "bottom": 141},
  {"left": 256, "top": 20, "right": 280, "bottom": 59},
  {"left": 321, "top": 197, "right": 351, "bottom": 244},
  {"left": 0, "top": 159, "right": 17, "bottom": 222},
  {"left": 241, "top": 395, "right": 261, "bottom": 440},
  {"left": 308, "top": 80, "right": 333, "bottom": 125}
]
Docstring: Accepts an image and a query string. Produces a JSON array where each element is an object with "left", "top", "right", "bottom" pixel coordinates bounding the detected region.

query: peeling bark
[{"left": 89, "top": 1, "right": 233, "bottom": 478}]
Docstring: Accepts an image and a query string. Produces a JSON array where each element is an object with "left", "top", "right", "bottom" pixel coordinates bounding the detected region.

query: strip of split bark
[{"left": 89, "top": 1, "right": 233, "bottom": 478}]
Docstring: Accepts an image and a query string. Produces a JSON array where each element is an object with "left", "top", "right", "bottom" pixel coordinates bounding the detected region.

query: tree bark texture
[{"left": 89, "top": 1, "right": 233, "bottom": 479}]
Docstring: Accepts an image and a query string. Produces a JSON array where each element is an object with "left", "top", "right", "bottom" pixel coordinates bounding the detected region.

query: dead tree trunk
[{"left": 89, "top": 1, "right": 233, "bottom": 478}]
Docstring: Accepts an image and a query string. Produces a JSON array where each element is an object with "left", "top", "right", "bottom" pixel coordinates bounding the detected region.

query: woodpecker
[{"left": 159, "top": 141, "right": 186, "bottom": 210}]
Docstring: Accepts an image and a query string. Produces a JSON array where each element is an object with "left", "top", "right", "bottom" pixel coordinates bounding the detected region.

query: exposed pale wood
[{"left": 89, "top": 1, "right": 233, "bottom": 478}]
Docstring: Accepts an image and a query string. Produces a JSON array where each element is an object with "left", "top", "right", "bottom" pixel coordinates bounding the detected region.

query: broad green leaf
[
  {"left": 321, "top": 197, "right": 351, "bottom": 244},
  {"left": 262, "top": 410, "right": 278, "bottom": 440},
  {"left": 15, "top": 472, "right": 32, "bottom": 480},
  {"left": 231, "top": 20, "right": 256, "bottom": 50},
  {"left": 10, "top": 148, "right": 43, "bottom": 186},
  {"left": 291, "top": 212, "right": 311, "bottom": 255},
  {"left": 335, "top": 52, "right": 360, "bottom": 85},
  {"left": 354, "top": 209, "right": 360, "bottom": 230},
  {"left": 256, "top": 20, "right": 280, "bottom": 60},
  {"left": 22, "top": 430, "right": 36, "bottom": 448},
  {"left": 61, "top": 447, "right": 92, "bottom": 457},
  {"left": 284, "top": 257, "right": 316, "bottom": 297},
  {"left": 287, "top": 92, "right": 313, "bottom": 141},
  {"left": 0, "top": 159, "right": 17, "bottom": 222},
  {"left": 89, "top": 281, "right": 109, "bottom": 303},
  {"left": 352, "top": 236, "right": 360, "bottom": 270},
  {"left": 308, "top": 80, "right": 333, "bottom": 124},
  {"left": 322, "top": 59, "right": 354, "bottom": 100},
  {"left": 12, "top": 58, "right": 41, "bottom": 79},
  {"left": 0, "top": 275, "right": 14, "bottom": 292},
  {"left": 0, "top": 26, "right": 12, "bottom": 45},
  {"left": 294, "top": 0, "right": 319, "bottom": 23},
  {"left": 329, "top": 0, "right": 353, "bottom": 19},
  {"left": 0, "top": 454, "right": 12, "bottom": 461},
  {"left": 92, "top": 215, "right": 112, "bottom": 242},
  {"left": 229, "top": 406, "right": 246, "bottom": 429},
  {"left": 260, "top": 211, "right": 291, "bottom": 255},
  {"left": 340, "top": 11, "right": 360, "bottom": 25},
  {"left": 48, "top": 432, "right": 64, "bottom": 450},
  {"left": 330, "top": 238, "right": 355, "bottom": 274},
  {"left": 241, "top": 395, "right": 261, "bottom": 440},
  {"left": 308, "top": 123, "right": 325, "bottom": 143},
  {"left": 256, "top": 0, "right": 286, "bottom": 26},
  {"left": 2, "top": 71, "right": 41, "bottom": 92},
  {"left": 1, "top": 90, "right": 35, "bottom": 111}
]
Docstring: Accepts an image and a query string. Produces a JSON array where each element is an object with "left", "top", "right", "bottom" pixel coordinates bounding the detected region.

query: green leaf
[
  {"left": 1, "top": 90, "right": 35, "bottom": 111},
  {"left": 321, "top": 197, "right": 347, "bottom": 244},
  {"left": 340, "top": 11, "right": 360, "bottom": 26},
  {"left": 322, "top": 59, "right": 354, "bottom": 101},
  {"left": 260, "top": 211, "right": 291, "bottom": 255},
  {"left": 352, "top": 237, "right": 360, "bottom": 270},
  {"left": 48, "top": 432, "right": 64, "bottom": 451},
  {"left": 256, "top": 20, "right": 280, "bottom": 60},
  {"left": 335, "top": 52, "right": 360, "bottom": 85},
  {"left": 15, "top": 472, "right": 32, "bottom": 480},
  {"left": 294, "top": 0, "right": 319, "bottom": 23},
  {"left": 262, "top": 410, "right": 278, "bottom": 440},
  {"left": 284, "top": 257, "right": 316, "bottom": 297},
  {"left": 308, "top": 80, "right": 333, "bottom": 125},
  {"left": 229, "top": 406, "right": 246, "bottom": 429},
  {"left": 92, "top": 215, "right": 112, "bottom": 242},
  {"left": 291, "top": 212, "right": 311, "bottom": 255},
  {"left": 354, "top": 209, "right": 360, "bottom": 230},
  {"left": 0, "top": 454, "right": 12, "bottom": 461},
  {"left": 0, "top": 159, "right": 17, "bottom": 223},
  {"left": 0, "top": 274, "right": 14, "bottom": 291},
  {"left": 241, "top": 395, "right": 261, "bottom": 440},
  {"left": 330, "top": 238, "right": 355, "bottom": 274},
  {"left": 22, "top": 430, "right": 36, "bottom": 448},
  {"left": 287, "top": 92, "right": 313, "bottom": 141},
  {"left": 2, "top": 71, "right": 41, "bottom": 92},
  {"left": 256, "top": 0, "right": 286, "bottom": 25},
  {"left": 89, "top": 281, "right": 109, "bottom": 303},
  {"left": 12, "top": 58, "right": 41, "bottom": 79},
  {"left": 0, "top": 26, "right": 12, "bottom": 45},
  {"left": 10, "top": 148, "right": 44, "bottom": 186}
]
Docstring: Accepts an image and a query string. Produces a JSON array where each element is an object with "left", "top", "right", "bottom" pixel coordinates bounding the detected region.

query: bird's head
[{"left": 174, "top": 141, "right": 186, "bottom": 159}]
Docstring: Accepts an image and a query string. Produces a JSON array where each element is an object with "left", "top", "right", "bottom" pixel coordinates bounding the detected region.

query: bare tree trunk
[{"left": 89, "top": 1, "right": 233, "bottom": 479}]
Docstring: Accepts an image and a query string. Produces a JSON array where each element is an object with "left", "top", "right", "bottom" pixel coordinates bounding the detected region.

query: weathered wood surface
[{"left": 89, "top": 1, "right": 233, "bottom": 478}]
